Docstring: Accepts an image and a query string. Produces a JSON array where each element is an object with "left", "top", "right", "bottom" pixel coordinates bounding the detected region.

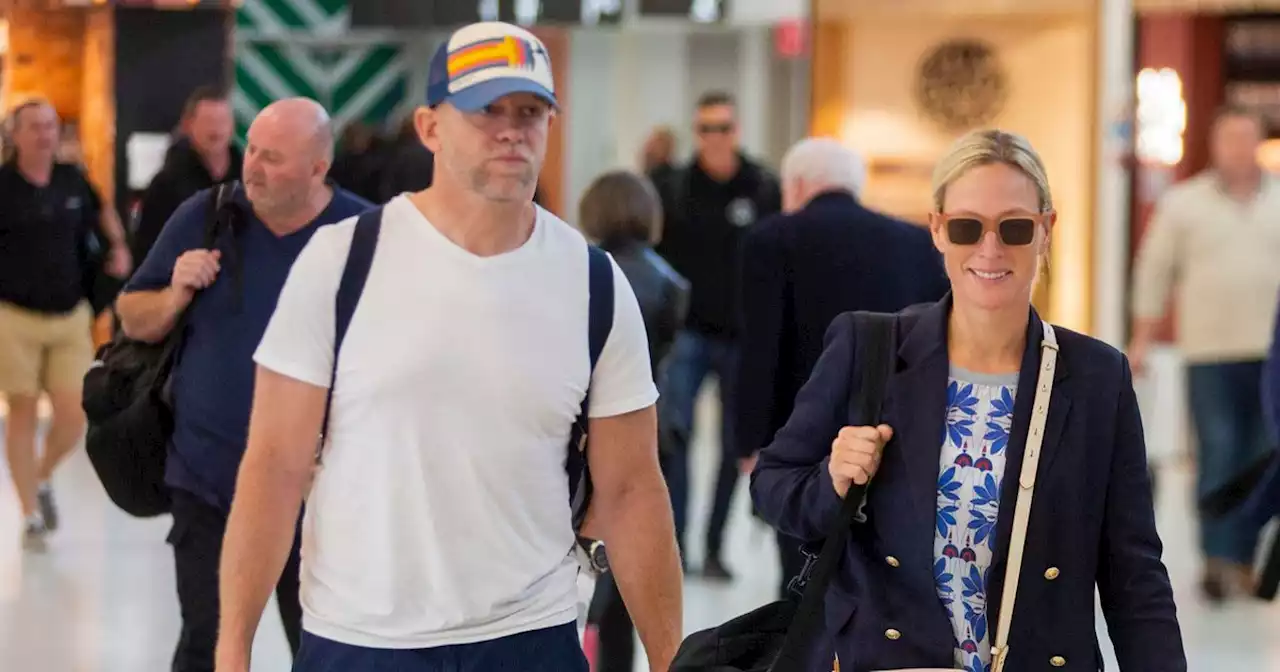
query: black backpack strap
[
  {"left": 315, "top": 208, "right": 383, "bottom": 465},
  {"left": 163, "top": 183, "right": 243, "bottom": 372},
  {"left": 771, "top": 311, "right": 897, "bottom": 670},
  {"left": 567, "top": 244, "right": 615, "bottom": 532},
  {"left": 203, "top": 181, "right": 247, "bottom": 311}
]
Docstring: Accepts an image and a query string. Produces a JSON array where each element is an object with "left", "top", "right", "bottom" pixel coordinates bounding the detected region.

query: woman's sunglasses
[{"left": 940, "top": 213, "right": 1047, "bottom": 247}]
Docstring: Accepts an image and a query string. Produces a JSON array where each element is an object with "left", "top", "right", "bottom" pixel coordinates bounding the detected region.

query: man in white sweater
[{"left": 1130, "top": 105, "right": 1280, "bottom": 603}]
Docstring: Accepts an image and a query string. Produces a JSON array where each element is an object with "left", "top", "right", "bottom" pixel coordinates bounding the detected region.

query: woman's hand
[{"left": 829, "top": 424, "right": 893, "bottom": 498}]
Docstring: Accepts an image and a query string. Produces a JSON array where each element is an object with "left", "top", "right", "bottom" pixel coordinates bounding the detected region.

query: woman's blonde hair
[
  {"left": 931, "top": 129, "right": 1053, "bottom": 214},
  {"left": 578, "top": 170, "right": 663, "bottom": 246}
]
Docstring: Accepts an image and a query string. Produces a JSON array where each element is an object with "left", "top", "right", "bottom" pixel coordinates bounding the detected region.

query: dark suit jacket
[
  {"left": 735, "top": 191, "right": 949, "bottom": 459},
  {"left": 750, "top": 297, "right": 1186, "bottom": 672}
]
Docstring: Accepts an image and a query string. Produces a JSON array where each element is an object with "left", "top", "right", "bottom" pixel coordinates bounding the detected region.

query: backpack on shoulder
[
  {"left": 318, "top": 208, "right": 615, "bottom": 570},
  {"left": 82, "top": 182, "right": 244, "bottom": 518}
]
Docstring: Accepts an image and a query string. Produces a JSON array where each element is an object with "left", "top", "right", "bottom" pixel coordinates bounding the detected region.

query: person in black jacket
[
  {"left": 736, "top": 137, "right": 950, "bottom": 600},
  {"left": 579, "top": 169, "right": 689, "bottom": 672},
  {"left": 652, "top": 91, "right": 781, "bottom": 580},
  {"left": 131, "top": 85, "right": 241, "bottom": 267}
]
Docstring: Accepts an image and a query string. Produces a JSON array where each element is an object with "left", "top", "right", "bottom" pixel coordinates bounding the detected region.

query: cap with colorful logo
[{"left": 426, "top": 22, "right": 557, "bottom": 112}]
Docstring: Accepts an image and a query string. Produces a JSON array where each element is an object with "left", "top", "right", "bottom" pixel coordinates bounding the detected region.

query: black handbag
[
  {"left": 671, "top": 311, "right": 897, "bottom": 672},
  {"left": 81, "top": 182, "right": 241, "bottom": 517}
]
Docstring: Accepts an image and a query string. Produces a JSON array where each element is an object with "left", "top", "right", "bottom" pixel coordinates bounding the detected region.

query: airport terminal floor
[{"left": 2, "top": 387, "right": 1280, "bottom": 671}]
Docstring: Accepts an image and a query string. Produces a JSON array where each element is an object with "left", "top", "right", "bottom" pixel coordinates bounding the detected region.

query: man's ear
[{"left": 415, "top": 106, "right": 440, "bottom": 153}]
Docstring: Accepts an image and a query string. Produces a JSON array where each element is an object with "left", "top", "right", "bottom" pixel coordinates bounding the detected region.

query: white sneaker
[{"left": 22, "top": 516, "right": 47, "bottom": 552}]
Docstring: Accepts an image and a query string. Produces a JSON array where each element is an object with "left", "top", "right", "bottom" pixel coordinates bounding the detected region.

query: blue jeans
[
  {"left": 658, "top": 330, "right": 740, "bottom": 560},
  {"left": 292, "top": 622, "right": 587, "bottom": 671},
  {"left": 1188, "top": 360, "right": 1272, "bottom": 564}
]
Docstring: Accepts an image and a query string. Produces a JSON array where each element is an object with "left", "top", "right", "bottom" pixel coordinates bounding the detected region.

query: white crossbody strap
[{"left": 990, "top": 322, "right": 1058, "bottom": 672}]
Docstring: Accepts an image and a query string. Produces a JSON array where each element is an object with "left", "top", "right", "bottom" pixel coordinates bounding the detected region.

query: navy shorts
[{"left": 293, "top": 622, "right": 589, "bottom": 672}]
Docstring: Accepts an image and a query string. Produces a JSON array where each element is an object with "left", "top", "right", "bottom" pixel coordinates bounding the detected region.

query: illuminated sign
[{"left": 1135, "top": 67, "right": 1186, "bottom": 167}]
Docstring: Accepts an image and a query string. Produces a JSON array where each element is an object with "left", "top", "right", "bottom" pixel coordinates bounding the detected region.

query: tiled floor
[{"left": 2, "top": 385, "right": 1280, "bottom": 671}]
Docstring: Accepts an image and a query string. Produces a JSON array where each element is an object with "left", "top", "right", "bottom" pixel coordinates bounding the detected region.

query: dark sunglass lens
[
  {"left": 1000, "top": 218, "right": 1036, "bottom": 246},
  {"left": 946, "top": 218, "right": 983, "bottom": 245}
]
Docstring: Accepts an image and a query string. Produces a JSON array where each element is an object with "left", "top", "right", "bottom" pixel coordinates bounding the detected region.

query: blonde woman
[{"left": 750, "top": 129, "right": 1185, "bottom": 671}]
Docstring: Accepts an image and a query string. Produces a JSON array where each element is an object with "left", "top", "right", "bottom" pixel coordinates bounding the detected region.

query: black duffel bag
[
  {"left": 82, "top": 183, "right": 241, "bottom": 517},
  {"left": 671, "top": 311, "right": 896, "bottom": 672}
]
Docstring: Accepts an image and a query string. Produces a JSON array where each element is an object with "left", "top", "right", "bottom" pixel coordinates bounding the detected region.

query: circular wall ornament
[{"left": 914, "top": 38, "right": 1008, "bottom": 132}]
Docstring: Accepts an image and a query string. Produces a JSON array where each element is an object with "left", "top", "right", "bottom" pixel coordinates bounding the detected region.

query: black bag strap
[
  {"left": 153, "top": 182, "right": 245, "bottom": 387},
  {"left": 315, "top": 207, "right": 383, "bottom": 465},
  {"left": 770, "top": 311, "right": 898, "bottom": 670},
  {"left": 568, "top": 244, "right": 615, "bottom": 531}
]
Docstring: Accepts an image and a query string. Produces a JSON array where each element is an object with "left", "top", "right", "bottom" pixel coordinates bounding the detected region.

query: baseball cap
[{"left": 426, "top": 22, "right": 557, "bottom": 113}]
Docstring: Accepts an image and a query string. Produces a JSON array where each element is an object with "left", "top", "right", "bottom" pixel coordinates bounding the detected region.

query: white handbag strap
[{"left": 990, "top": 322, "right": 1058, "bottom": 672}]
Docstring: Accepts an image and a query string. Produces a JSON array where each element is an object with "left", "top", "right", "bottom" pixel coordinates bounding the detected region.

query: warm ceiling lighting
[{"left": 1260, "top": 139, "right": 1280, "bottom": 173}]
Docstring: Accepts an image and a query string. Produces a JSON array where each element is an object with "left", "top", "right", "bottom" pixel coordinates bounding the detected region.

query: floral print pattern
[{"left": 934, "top": 372, "right": 1017, "bottom": 672}]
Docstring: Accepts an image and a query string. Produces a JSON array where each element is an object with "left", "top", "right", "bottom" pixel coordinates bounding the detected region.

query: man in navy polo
[{"left": 114, "top": 97, "right": 372, "bottom": 672}]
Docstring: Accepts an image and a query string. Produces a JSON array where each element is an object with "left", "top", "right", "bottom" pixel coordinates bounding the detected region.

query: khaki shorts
[{"left": 0, "top": 301, "right": 94, "bottom": 396}]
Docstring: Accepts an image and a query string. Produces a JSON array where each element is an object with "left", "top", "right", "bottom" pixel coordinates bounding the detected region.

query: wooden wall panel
[
  {"left": 3, "top": 8, "right": 85, "bottom": 120},
  {"left": 80, "top": 8, "right": 116, "bottom": 202},
  {"left": 808, "top": 18, "right": 848, "bottom": 138}
]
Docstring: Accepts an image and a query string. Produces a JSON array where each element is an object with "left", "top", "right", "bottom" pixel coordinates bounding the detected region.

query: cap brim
[{"left": 445, "top": 77, "right": 558, "bottom": 113}]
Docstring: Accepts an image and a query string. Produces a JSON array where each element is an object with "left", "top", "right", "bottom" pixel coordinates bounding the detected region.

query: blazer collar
[{"left": 897, "top": 293, "right": 1068, "bottom": 386}]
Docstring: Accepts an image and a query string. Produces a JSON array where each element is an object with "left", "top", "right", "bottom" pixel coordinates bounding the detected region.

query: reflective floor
[{"left": 2, "top": 384, "right": 1280, "bottom": 671}]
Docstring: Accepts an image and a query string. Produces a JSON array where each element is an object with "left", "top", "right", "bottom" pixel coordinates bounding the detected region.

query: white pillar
[
  {"left": 736, "top": 26, "right": 771, "bottom": 159},
  {"left": 615, "top": 29, "right": 690, "bottom": 168},
  {"left": 1092, "top": 0, "right": 1135, "bottom": 347}
]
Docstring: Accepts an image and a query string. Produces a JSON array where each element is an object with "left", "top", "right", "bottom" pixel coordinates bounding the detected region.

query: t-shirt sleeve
[
  {"left": 588, "top": 256, "right": 660, "bottom": 418},
  {"left": 252, "top": 224, "right": 350, "bottom": 388},
  {"left": 122, "top": 192, "right": 210, "bottom": 293}
]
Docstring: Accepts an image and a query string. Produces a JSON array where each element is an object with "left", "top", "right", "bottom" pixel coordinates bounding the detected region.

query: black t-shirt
[
  {"left": 653, "top": 157, "right": 782, "bottom": 338},
  {"left": 0, "top": 162, "right": 103, "bottom": 313}
]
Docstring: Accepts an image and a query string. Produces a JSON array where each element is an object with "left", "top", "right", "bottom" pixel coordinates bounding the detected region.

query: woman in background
[{"left": 579, "top": 170, "right": 689, "bottom": 672}]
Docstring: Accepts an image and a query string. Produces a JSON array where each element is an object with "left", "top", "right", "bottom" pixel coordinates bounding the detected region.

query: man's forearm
[
  {"left": 115, "top": 288, "right": 189, "bottom": 343},
  {"left": 100, "top": 208, "right": 127, "bottom": 247},
  {"left": 216, "top": 447, "right": 308, "bottom": 666},
  {"left": 601, "top": 481, "right": 684, "bottom": 670}
]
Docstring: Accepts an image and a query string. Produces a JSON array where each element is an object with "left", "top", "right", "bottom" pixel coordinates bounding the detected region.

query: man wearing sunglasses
[{"left": 652, "top": 90, "right": 781, "bottom": 582}]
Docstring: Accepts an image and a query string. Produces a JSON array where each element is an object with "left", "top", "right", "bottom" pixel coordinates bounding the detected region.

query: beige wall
[{"left": 835, "top": 16, "right": 1095, "bottom": 332}]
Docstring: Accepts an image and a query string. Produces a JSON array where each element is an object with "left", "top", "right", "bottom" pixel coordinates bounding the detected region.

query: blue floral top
[{"left": 934, "top": 366, "right": 1019, "bottom": 672}]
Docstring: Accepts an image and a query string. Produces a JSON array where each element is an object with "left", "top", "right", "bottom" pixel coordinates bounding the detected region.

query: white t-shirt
[{"left": 253, "top": 195, "right": 658, "bottom": 649}]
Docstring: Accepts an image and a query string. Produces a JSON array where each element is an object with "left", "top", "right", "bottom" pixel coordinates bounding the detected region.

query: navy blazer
[
  {"left": 735, "top": 190, "right": 949, "bottom": 459},
  {"left": 750, "top": 297, "right": 1185, "bottom": 672}
]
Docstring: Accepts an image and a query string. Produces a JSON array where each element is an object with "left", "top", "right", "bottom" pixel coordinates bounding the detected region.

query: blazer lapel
[
  {"left": 883, "top": 298, "right": 951, "bottom": 569},
  {"left": 986, "top": 310, "right": 1072, "bottom": 628}
]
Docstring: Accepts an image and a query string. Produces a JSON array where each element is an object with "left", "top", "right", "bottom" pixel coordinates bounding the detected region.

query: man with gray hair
[
  {"left": 736, "top": 136, "right": 949, "bottom": 601},
  {"left": 115, "top": 97, "right": 371, "bottom": 672},
  {"left": 778, "top": 136, "right": 868, "bottom": 213}
]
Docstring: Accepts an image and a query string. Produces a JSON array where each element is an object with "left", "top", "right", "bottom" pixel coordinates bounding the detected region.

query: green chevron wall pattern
[{"left": 234, "top": 0, "right": 412, "bottom": 140}]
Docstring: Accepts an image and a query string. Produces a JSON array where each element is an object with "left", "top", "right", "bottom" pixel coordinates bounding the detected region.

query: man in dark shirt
[
  {"left": 736, "top": 137, "right": 949, "bottom": 603},
  {"left": 0, "top": 97, "right": 131, "bottom": 550},
  {"left": 652, "top": 91, "right": 781, "bottom": 580},
  {"left": 115, "top": 98, "right": 371, "bottom": 672},
  {"left": 131, "top": 85, "right": 242, "bottom": 266}
]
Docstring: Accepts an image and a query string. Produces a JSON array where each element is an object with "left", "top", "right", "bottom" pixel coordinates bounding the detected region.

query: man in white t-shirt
[{"left": 213, "top": 21, "right": 684, "bottom": 672}]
